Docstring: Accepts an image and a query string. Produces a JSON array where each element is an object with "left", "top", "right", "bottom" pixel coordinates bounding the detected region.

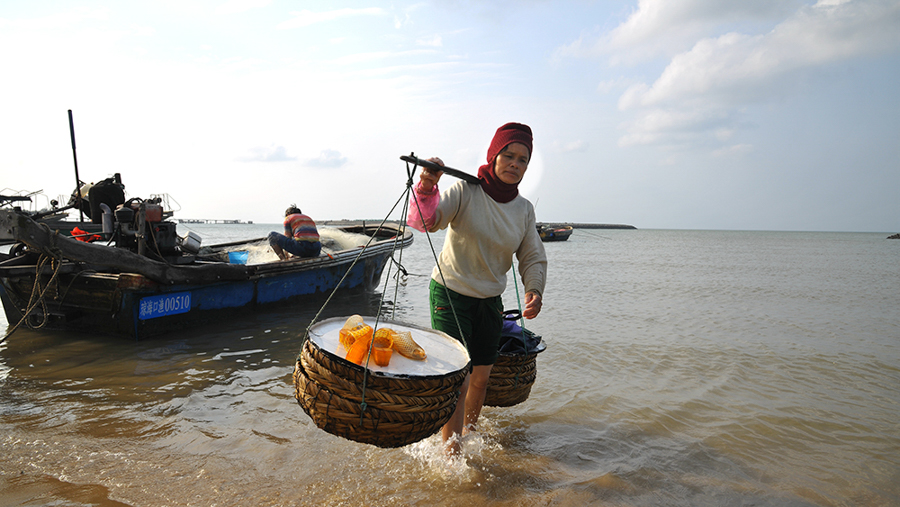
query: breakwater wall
[
  {"left": 538, "top": 222, "right": 636, "bottom": 230},
  {"left": 174, "top": 219, "right": 254, "bottom": 224}
]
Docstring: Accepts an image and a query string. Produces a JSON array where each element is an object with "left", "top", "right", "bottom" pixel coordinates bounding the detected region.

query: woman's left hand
[{"left": 523, "top": 291, "right": 542, "bottom": 319}]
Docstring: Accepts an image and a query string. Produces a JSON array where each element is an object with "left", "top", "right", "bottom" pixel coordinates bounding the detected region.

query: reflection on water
[{"left": 1, "top": 228, "right": 899, "bottom": 506}]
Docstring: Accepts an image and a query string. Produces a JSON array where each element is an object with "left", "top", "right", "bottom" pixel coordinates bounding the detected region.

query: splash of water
[{"left": 400, "top": 415, "right": 507, "bottom": 485}]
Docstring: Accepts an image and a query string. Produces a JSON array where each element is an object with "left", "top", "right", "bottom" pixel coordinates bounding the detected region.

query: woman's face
[{"left": 494, "top": 142, "right": 530, "bottom": 185}]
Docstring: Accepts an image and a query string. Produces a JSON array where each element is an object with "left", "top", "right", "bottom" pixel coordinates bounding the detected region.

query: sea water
[{"left": 1, "top": 225, "right": 898, "bottom": 506}]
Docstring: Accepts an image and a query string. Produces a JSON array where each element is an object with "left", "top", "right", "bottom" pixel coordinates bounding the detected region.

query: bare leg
[
  {"left": 463, "top": 364, "right": 493, "bottom": 434},
  {"left": 441, "top": 374, "right": 470, "bottom": 456}
]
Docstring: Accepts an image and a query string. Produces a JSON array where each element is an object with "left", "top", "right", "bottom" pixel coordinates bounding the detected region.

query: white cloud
[
  {"left": 615, "top": 0, "right": 900, "bottom": 147},
  {"left": 714, "top": 127, "right": 736, "bottom": 142},
  {"left": 618, "top": 32, "right": 762, "bottom": 110},
  {"left": 329, "top": 49, "right": 438, "bottom": 66},
  {"left": 616, "top": 106, "right": 737, "bottom": 147},
  {"left": 712, "top": 143, "right": 754, "bottom": 157},
  {"left": 277, "top": 8, "right": 385, "bottom": 30},
  {"left": 550, "top": 140, "right": 588, "bottom": 152},
  {"left": 555, "top": 0, "right": 801, "bottom": 64},
  {"left": 393, "top": 2, "right": 427, "bottom": 29},
  {"left": 607, "top": 0, "right": 799, "bottom": 62},
  {"left": 236, "top": 145, "right": 296, "bottom": 162},
  {"left": 216, "top": 0, "right": 271, "bottom": 16},
  {"left": 306, "top": 150, "right": 347, "bottom": 168},
  {"left": 417, "top": 35, "right": 442, "bottom": 47},
  {"left": 597, "top": 77, "right": 634, "bottom": 94}
]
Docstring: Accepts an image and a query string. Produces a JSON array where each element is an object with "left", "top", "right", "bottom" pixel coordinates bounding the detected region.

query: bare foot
[{"left": 444, "top": 435, "right": 461, "bottom": 458}]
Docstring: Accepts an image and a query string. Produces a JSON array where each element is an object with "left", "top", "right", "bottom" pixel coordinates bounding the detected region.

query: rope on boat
[
  {"left": 1, "top": 224, "right": 70, "bottom": 342},
  {"left": 0, "top": 252, "right": 65, "bottom": 344}
]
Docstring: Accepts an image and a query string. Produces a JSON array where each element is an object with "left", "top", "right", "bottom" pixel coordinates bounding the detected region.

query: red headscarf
[{"left": 477, "top": 122, "right": 533, "bottom": 203}]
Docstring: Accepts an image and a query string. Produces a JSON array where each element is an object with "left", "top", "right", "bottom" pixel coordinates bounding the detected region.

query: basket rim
[
  {"left": 305, "top": 316, "right": 472, "bottom": 381},
  {"left": 497, "top": 337, "right": 547, "bottom": 358},
  {"left": 299, "top": 353, "right": 460, "bottom": 412}
]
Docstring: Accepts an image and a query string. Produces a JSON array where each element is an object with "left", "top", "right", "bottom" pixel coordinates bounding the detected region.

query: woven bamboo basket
[
  {"left": 484, "top": 329, "right": 545, "bottom": 407},
  {"left": 294, "top": 316, "right": 470, "bottom": 448}
]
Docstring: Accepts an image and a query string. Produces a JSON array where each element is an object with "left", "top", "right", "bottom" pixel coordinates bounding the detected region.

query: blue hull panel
[
  {"left": 256, "top": 261, "right": 369, "bottom": 305},
  {"left": 112, "top": 254, "right": 389, "bottom": 338}
]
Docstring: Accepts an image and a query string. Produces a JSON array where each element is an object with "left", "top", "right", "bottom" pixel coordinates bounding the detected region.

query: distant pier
[
  {"left": 537, "top": 222, "right": 636, "bottom": 230},
  {"left": 174, "top": 219, "right": 253, "bottom": 224}
]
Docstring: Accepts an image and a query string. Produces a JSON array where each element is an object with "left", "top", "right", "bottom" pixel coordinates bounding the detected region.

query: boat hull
[
  {"left": 537, "top": 225, "right": 573, "bottom": 242},
  {"left": 0, "top": 222, "right": 411, "bottom": 339}
]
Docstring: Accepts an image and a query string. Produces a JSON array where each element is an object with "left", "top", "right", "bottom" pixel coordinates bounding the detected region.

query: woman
[{"left": 408, "top": 122, "right": 547, "bottom": 456}]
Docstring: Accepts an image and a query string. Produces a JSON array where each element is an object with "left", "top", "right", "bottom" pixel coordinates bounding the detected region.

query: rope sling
[{"left": 297, "top": 155, "right": 472, "bottom": 429}]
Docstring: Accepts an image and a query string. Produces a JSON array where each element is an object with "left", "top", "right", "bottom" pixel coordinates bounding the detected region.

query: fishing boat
[
  {"left": 537, "top": 224, "right": 574, "bottom": 242},
  {"left": 0, "top": 206, "right": 412, "bottom": 339}
]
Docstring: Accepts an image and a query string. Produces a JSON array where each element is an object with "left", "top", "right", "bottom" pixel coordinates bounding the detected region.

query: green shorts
[{"left": 429, "top": 279, "right": 503, "bottom": 366}]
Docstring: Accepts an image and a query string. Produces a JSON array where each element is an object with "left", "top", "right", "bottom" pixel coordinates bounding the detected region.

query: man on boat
[{"left": 267, "top": 205, "right": 321, "bottom": 260}]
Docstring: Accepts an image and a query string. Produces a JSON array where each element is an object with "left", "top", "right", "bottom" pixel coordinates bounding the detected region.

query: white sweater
[{"left": 417, "top": 180, "right": 547, "bottom": 299}]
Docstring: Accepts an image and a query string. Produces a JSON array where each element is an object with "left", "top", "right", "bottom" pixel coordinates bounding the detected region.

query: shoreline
[{"left": 320, "top": 219, "right": 637, "bottom": 230}]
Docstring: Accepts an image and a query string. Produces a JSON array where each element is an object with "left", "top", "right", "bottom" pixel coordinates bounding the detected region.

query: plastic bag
[{"left": 498, "top": 310, "right": 541, "bottom": 355}]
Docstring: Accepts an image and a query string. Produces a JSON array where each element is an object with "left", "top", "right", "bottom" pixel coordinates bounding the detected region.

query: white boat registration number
[{"left": 139, "top": 292, "right": 192, "bottom": 320}]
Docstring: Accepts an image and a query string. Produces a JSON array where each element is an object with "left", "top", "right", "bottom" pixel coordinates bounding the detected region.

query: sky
[{"left": 1, "top": 0, "right": 898, "bottom": 232}]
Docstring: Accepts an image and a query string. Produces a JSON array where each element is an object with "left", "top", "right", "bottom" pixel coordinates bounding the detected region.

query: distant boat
[
  {"left": 537, "top": 224, "right": 573, "bottom": 242},
  {"left": 0, "top": 207, "right": 412, "bottom": 339}
]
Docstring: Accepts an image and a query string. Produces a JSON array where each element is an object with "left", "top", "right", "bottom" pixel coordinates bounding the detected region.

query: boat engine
[{"left": 113, "top": 198, "right": 180, "bottom": 260}]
